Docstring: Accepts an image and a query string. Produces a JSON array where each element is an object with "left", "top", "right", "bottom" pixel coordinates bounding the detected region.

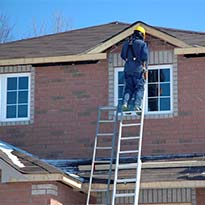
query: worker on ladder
[{"left": 121, "top": 25, "right": 148, "bottom": 112}]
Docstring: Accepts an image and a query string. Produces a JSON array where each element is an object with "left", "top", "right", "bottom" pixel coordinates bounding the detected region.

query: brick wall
[
  {"left": 142, "top": 55, "right": 205, "bottom": 155},
  {"left": 1, "top": 35, "right": 205, "bottom": 159},
  {"left": 0, "top": 60, "right": 108, "bottom": 159},
  {"left": 0, "top": 181, "right": 91, "bottom": 205},
  {"left": 196, "top": 188, "right": 205, "bottom": 205}
]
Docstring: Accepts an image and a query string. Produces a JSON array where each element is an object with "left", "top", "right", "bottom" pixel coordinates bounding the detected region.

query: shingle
[
  {"left": 157, "top": 26, "right": 205, "bottom": 46},
  {"left": 0, "top": 21, "right": 205, "bottom": 61},
  {"left": 0, "top": 141, "right": 62, "bottom": 174},
  {"left": 0, "top": 22, "right": 128, "bottom": 60}
]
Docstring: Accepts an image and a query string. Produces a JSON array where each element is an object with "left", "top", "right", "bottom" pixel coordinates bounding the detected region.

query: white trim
[
  {"left": 114, "top": 67, "right": 124, "bottom": 106},
  {"left": 0, "top": 53, "right": 107, "bottom": 66},
  {"left": 0, "top": 73, "right": 31, "bottom": 122},
  {"left": 146, "top": 64, "right": 173, "bottom": 115}
]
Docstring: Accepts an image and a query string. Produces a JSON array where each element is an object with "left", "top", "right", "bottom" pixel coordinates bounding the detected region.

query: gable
[{"left": 86, "top": 21, "right": 190, "bottom": 54}]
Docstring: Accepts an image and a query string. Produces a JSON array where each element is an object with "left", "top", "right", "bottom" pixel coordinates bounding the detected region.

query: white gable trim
[{"left": 86, "top": 22, "right": 190, "bottom": 54}]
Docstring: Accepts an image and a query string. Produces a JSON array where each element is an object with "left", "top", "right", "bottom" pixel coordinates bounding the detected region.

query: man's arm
[{"left": 120, "top": 40, "right": 129, "bottom": 61}]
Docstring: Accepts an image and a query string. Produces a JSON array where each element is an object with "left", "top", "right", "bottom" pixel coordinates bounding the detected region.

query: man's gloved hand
[{"left": 143, "top": 67, "right": 148, "bottom": 80}]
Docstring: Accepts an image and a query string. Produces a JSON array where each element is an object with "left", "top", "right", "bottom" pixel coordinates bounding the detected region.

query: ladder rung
[
  {"left": 116, "top": 178, "right": 136, "bottom": 183},
  {"left": 94, "top": 160, "right": 111, "bottom": 164},
  {"left": 97, "top": 133, "right": 113, "bottom": 136},
  {"left": 118, "top": 163, "right": 137, "bottom": 169},
  {"left": 89, "top": 204, "right": 107, "bottom": 205},
  {"left": 91, "top": 189, "right": 107, "bottom": 192},
  {"left": 99, "top": 106, "right": 117, "bottom": 111},
  {"left": 119, "top": 150, "right": 138, "bottom": 154},
  {"left": 121, "top": 136, "right": 140, "bottom": 140},
  {"left": 115, "top": 192, "right": 135, "bottom": 198},
  {"left": 96, "top": 146, "right": 112, "bottom": 150},
  {"left": 99, "top": 120, "right": 115, "bottom": 123},
  {"left": 122, "top": 111, "right": 141, "bottom": 116},
  {"left": 121, "top": 123, "right": 141, "bottom": 127},
  {"left": 92, "top": 174, "right": 108, "bottom": 177}
]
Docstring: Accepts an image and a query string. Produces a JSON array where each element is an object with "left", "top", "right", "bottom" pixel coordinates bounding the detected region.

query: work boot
[
  {"left": 135, "top": 105, "right": 142, "bottom": 112},
  {"left": 122, "top": 104, "right": 129, "bottom": 112}
]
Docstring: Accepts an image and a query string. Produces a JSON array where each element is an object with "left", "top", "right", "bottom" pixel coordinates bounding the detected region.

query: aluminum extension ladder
[
  {"left": 112, "top": 86, "right": 147, "bottom": 205},
  {"left": 86, "top": 106, "right": 119, "bottom": 205}
]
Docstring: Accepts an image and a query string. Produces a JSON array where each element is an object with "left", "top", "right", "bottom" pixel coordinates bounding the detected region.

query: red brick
[{"left": 1, "top": 37, "right": 205, "bottom": 159}]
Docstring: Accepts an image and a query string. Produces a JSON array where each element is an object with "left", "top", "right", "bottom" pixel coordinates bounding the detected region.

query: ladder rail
[
  {"left": 106, "top": 106, "right": 119, "bottom": 204},
  {"left": 112, "top": 82, "right": 147, "bottom": 205},
  {"left": 111, "top": 119, "right": 123, "bottom": 205},
  {"left": 134, "top": 85, "right": 147, "bottom": 205},
  {"left": 87, "top": 106, "right": 118, "bottom": 205},
  {"left": 86, "top": 108, "right": 101, "bottom": 205}
]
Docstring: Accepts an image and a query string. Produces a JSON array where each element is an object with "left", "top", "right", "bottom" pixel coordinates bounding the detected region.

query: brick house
[{"left": 0, "top": 21, "right": 205, "bottom": 204}]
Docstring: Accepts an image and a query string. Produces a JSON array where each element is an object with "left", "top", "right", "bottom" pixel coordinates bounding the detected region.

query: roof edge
[
  {"left": 0, "top": 53, "right": 107, "bottom": 66},
  {"left": 83, "top": 180, "right": 205, "bottom": 191},
  {"left": 175, "top": 46, "right": 205, "bottom": 55}
]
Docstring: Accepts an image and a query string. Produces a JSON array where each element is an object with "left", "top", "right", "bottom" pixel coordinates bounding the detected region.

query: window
[
  {"left": 114, "top": 65, "right": 173, "bottom": 114},
  {"left": 147, "top": 65, "right": 173, "bottom": 113},
  {"left": 0, "top": 73, "right": 30, "bottom": 121}
]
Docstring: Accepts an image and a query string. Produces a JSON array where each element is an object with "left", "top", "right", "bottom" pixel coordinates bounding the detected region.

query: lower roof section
[{"left": 1, "top": 139, "right": 205, "bottom": 192}]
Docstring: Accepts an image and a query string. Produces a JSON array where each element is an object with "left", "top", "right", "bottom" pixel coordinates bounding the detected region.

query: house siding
[
  {"left": 142, "top": 55, "right": 205, "bottom": 155},
  {"left": 196, "top": 188, "right": 205, "bottom": 205},
  {"left": 97, "top": 188, "right": 196, "bottom": 204},
  {"left": 0, "top": 60, "right": 109, "bottom": 159},
  {"left": 0, "top": 182, "right": 89, "bottom": 205}
]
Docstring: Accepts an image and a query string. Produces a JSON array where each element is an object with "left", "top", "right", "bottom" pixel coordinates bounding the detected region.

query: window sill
[
  {"left": 145, "top": 112, "right": 175, "bottom": 119},
  {"left": 0, "top": 119, "right": 33, "bottom": 126}
]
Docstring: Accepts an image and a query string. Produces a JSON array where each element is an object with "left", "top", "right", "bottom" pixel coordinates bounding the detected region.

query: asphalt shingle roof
[
  {"left": 0, "top": 21, "right": 205, "bottom": 61},
  {"left": 157, "top": 26, "right": 205, "bottom": 46},
  {"left": 0, "top": 22, "right": 128, "bottom": 60}
]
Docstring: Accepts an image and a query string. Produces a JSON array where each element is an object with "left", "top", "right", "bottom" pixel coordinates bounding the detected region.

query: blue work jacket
[{"left": 121, "top": 36, "right": 148, "bottom": 73}]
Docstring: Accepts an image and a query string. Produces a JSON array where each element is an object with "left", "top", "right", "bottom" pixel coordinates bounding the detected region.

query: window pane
[
  {"left": 18, "top": 91, "right": 28, "bottom": 103},
  {"left": 7, "top": 77, "right": 17, "bottom": 90},
  {"left": 118, "top": 86, "right": 124, "bottom": 99},
  {"left": 118, "top": 99, "right": 123, "bottom": 106},
  {"left": 160, "top": 83, "right": 170, "bottom": 96},
  {"left": 118, "top": 71, "right": 124, "bottom": 84},
  {"left": 160, "top": 69, "right": 170, "bottom": 82},
  {"left": 148, "top": 84, "right": 158, "bottom": 97},
  {"left": 148, "top": 70, "right": 158, "bottom": 82},
  {"left": 160, "top": 98, "right": 170, "bottom": 111},
  {"left": 7, "top": 91, "right": 17, "bottom": 104},
  {"left": 7, "top": 105, "right": 16, "bottom": 118},
  {"left": 18, "top": 105, "right": 28, "bottom": 117},
  {"left": 19, "top": 77, "right": 28, "bottom": 89},
  {"left": 148, "top": 98, "right": 159, "bottom": 111}
]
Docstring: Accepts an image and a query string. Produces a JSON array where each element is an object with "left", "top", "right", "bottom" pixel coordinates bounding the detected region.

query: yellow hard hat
[{"left": 134, "top": 25, "right": 146, "bottom": 39}]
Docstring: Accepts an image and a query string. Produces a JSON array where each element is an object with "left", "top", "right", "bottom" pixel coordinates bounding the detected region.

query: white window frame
[
  {"left": 146, "top": 65, "right": 173, "bottom": 114},
  {"left": 0, "top": 73, "right": 31, "bottom": 122},
  {"left": 114, "top": 65, "right": 173, "bottom": 115},
  {"left": 114, "top": 67, "right": 124, "bottom": 106}
]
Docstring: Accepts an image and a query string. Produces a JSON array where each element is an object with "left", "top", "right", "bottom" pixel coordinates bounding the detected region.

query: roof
[
  {"left": 157, "top": 26, "right": 205, "bottom": 47},
  {"left": 46, "top": 154, "right": 205, "bottom": 190},
  {"left": 0, "top": 21, "right": 205, "bottom": 65},
  {"left": 0, "top": 22, "right": 128, "bottom": 60},
  {"left": 1, "top": 140, "right": 205, "bottom": 191},
  {"left": 0, "top": 140, "right": 83, "bottom": 189}
]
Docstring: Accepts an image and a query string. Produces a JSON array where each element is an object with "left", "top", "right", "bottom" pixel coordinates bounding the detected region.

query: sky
[{"left": 1, "top": 0, "right": 205, "bottom": 41}]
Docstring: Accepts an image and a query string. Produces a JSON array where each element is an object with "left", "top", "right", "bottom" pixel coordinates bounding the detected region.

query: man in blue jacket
[{"left": 121, "top": 25, "right": 148, "bottom": 112}]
